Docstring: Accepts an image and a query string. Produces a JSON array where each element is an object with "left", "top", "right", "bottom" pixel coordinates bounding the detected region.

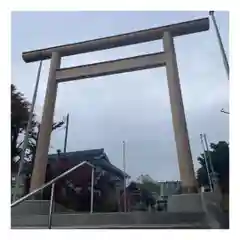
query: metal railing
[{"left": 11, "top": 161, "right": 95, "bottom": 229}]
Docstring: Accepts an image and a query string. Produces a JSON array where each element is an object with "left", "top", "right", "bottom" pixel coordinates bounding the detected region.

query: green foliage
[
  {"left": 136, "top": 174, "right": 160, "bottom": 195},
  {"left": 196, "top": 141, "right": 229, "bottom": 193},
  {"left": 11, "top": 84, "right": 65, "bottom": 174},
  {"left": 138, "top": 180, "right": 160, "bottom": 195},
  {"left": 131, "top": 176, "right": 159, "bottom": 206},
  {"left": 11, "top": 84, "right": 31, "bottom": 172}
]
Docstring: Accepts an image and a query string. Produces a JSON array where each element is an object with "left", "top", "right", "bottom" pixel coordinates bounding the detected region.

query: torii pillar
[
  {"left": 163, "top": 32, "right": 197, "bottom": 193},
  {"left": 30, "top": 52, "right": 61, "bottom": 192}
]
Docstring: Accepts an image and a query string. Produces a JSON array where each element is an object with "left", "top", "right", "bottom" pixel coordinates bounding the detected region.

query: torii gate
[{"left": 22, "top": 17, "right": 209, "bottom": 194}]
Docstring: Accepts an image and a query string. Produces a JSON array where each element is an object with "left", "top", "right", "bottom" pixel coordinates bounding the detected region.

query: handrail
[{"left": 11, "top": 161, "right": 95, "bottom": 208}]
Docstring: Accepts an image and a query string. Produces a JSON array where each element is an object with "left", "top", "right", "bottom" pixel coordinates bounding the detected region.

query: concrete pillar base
[
  {"left": 167, "top": 191, "right": 222, "bottom": 213},
  {"left": 167, "top": 194, "right": 203, "bottom": 212}
]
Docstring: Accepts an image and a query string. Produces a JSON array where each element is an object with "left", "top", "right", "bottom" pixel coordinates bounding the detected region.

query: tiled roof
[{"left": 48, "top": 148, "right": 129, "bottom": 179}]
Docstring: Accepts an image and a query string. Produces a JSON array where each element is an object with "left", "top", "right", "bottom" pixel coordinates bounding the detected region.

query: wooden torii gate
[{"left": 21, "top": 17, "right": 209, "bottom": 194}]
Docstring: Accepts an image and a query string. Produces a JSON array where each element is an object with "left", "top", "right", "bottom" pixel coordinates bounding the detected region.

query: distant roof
[{"left": 48, "top": 148, "right": 129, "bottom": 179}]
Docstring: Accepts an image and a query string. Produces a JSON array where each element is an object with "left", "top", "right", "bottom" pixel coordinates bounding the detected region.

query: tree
[
  {"left": 196, "top": 141, "right": 229, "bottom": 193},
  {"left": 136, "top": 174, "right": 160, "bottom": 195},
  {"left": 11, "top": 84, "right": 65, "bottom": 174},
  {"left": 124, "top": 179, "right": 156, "bottom": 210},
  {"left": 11, "top": 84, "right": 31, "bottom": 172}
]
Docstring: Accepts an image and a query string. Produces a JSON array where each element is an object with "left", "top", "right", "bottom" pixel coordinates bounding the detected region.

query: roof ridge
[{"left": 48, "top": 148, "right": 104, "bottom": 157}]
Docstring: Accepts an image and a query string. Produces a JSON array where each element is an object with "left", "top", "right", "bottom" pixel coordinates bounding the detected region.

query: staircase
[
  {"left": 11, "top": 161, "right": 226, "bottom": 229},
  {"left": 11, "top": 200, "right": 211, "bottom": 229},
  {"left": 11, "top": 201, "right": 209, "bottom": 229},
  {"left": 11, "top": 200, "right": 73, "bottom": 215}
]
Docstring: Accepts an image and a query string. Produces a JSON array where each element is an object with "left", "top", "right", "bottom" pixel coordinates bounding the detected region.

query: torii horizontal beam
[
  {"left": 56, "top": 52, "right": 166, "bottom": 82},
  {"left": 22, "top": 17, "right": 209, "bottom": 63}
]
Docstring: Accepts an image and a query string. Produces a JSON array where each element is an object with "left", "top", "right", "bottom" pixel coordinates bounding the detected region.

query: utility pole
[
  {"left": 203, "top": 134, "right": 218, "bottom": 188},
  {"left": 203, "top": 134, "right": 215, "bottom": 174},
  {"left": 209, "top": 11, "right": 229, "bottom": 114},
  {"left": 123, "top": 141, "right": 127, "bottom": 212},
  {"left": 63, "top": 113, "right": 69, "bottom": 153},
  {"left": 13, "top": 60, "right": 43, "bottom": 202},
  {"left": 200, "top": 134, "right": 213, "bottom": 192},
  {"left": 209, "top": 11, "right": 229, "bottom": 79}
]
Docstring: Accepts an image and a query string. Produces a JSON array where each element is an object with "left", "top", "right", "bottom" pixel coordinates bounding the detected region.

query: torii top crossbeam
[{"left": 22, "top": 17, "right": 209, "bottom": 63}]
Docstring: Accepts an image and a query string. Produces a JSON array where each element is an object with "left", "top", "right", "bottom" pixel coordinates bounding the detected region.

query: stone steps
[
  {"left": 11, "top": 200, "right": 73, "bottom": 215},
  {"left": 12, "top": 223, "right": 209, "bottom": 229},
  {"left": 11, "top": 211, "right": 210, "bottom": 229}
]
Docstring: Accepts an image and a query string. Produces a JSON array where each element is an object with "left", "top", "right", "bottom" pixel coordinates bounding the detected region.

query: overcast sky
[{"left": 11, "top": 11, "right": 229, "bottom": 182}]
